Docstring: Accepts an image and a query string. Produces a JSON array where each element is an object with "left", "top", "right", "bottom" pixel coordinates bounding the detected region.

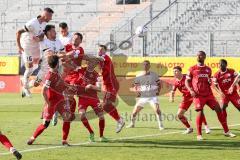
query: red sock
[
  {"left": 62, "top": 122, "right": 71, "bottom": 141},
  {"left": 99, "top": 119, "right": 105, "bottom": 137},
  {"left": 82, "top": 117, "right": 94, "bottom": 134},
  {"left": 0, "top": 134, "right": 13, "bottom": 150},
  {"left": 222, "top": 109, "right": 227, "bottom": 123},
  {"left": 216, "top": 111, "right": 229, "bottom": 133},
  {"left": 179, "top": 116, "right": 191, "bottom": 128},
  {"left": 33, "top": 124, "right": 46, "bottom": 139},
  {"left": 104, "top": 104, "right": 120, "bottom": 121},
  {"left": 196, "top": 113, "right": 203, "bottom": 136},
  {"left": 202, "top": 114, "right": 207, "bottom": 126}
]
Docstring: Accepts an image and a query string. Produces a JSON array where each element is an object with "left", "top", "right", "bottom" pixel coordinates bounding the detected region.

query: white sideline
[{"left": 0, "top": 123, "right": 240, "bottom": 156}]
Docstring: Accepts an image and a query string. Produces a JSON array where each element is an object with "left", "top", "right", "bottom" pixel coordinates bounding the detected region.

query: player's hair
[
  {"left": 59, "top": 22, "right": 68, "bottom": 29},
  {"left": 99, "top": 44, "right": 107, "bottom": 51},
  {"left": 143, "top": 60, "right": 150, "bottom": 65},
  {"left": 74, "top": 32, "right": 83, "bottom": 40},
  {"left": 173, "top": 66, "right": 182, "bottom": 72},
  {"left": 44, "top": 24, "right": 55, "bottom": 35},
  {"left": 220, "top": 59, "right": 227, "bottom": 65},
  {"left": 48, "top": 55, "right": 59, "bottom": 68},
  {"left": 44, "top": 7, "right": 54, "bottom": 14},
  {"left": 198, "top": 51, "right": 206, "bottom": 56}
]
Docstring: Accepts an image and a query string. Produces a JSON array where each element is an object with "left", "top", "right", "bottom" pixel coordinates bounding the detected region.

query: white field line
[{"left": 0, "top": 123, "right": 240, "bottom": 156}]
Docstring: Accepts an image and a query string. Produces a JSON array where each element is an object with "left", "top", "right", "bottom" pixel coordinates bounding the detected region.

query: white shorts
[
  {"left": 135, "top": 96, "right": 159, "bottom": 108},
  {"left": 22, "top": 45, "right": 40, "bottom": 63}
]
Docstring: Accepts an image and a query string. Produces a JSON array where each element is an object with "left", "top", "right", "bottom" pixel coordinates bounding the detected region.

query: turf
[{"left": 0, "top": 93, "right": 240, "bottom": 160}]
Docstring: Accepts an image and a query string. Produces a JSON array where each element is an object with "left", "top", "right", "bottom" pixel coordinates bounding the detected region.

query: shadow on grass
[{"left": 78, "top": 138, "right": 240, "bottom": 151}]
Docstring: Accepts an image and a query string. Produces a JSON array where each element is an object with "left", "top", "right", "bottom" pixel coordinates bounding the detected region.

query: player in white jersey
[
  {"left": 16, "top": 8, "right": 54, "bottom": 97},
  {"left": 59, "top": 22, "right": 72, "bottom": 46},
  {"left": 28, "top": 24, "right": 64, "bottom": 88},
  {"left": 126, "top": 60, "right": 164, "bottom": 130}
]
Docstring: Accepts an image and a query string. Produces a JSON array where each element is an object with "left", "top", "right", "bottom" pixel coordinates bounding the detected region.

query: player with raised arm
[
  {"left": 185, "top": 51, "right": 235, "bottom": 140},
  {"left": 16, "top": 7, "right": 54, "bottom": 98},
  {"left": 213, "top": 59, "right": 240, "bottom": 124},
  {"left": 98, "top": 45, "right": 125, "bottom": 133},
  {"left": 170, "top": 66, "right": 210, "bottom": 134},
  {"left": 126, "top": 60, "right": 164, "bottom": 130}
]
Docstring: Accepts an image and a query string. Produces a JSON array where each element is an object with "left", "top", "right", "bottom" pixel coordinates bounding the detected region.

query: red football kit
[
  {"left": 213, "top": 68, "right": 240, "bottom": 109},
  {"left": 186, "top": 65, "right": 219, "bottom": 111}
]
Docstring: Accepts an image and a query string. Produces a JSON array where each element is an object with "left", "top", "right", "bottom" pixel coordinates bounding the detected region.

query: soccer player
[
  {"left": 16, "top": 7, "right": 54, "bottom": 97},
  {"left": 213, "top": 59, "right": 240, "bottom": 123},
  {"left": 59, "top": 22, "right": 72, "bottom": 46},
  {"left": 185, "top": 51, "right": 236, "bottom": 140},
  {"left": 28, "top": 24, "right": 64, "bottom": 89},
  {"left": 169, "top": 66, "right": 210, "bottom": 134},
  {"left": 126, "top": 60, "right": 164, "bottom": 130},
  {"left": 27, "top": 55, "right": 84, "bottom": 146},
  {"left": 0, "top": 132, "right": 22, "bottom": 159},
  {"left": 98, "top": 45, "right": 125, "bottom": 133},
  {"left": 75, "top": 61, "right": 107, "bottom": 142}
]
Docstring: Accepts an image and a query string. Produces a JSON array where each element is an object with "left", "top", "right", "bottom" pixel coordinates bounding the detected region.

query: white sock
[
  {"left": 9, "top": 147, "right": 16, "bottom": 153},
  {"left": 156, "top": 114, "right": 163, "bottom": 127},
  {"left": 28, "top": 79, "right": 35, "bottom": 89},
  {"left": 130, "top": 115, "right": 136, "bottom": 125},
  {"left": 23, "top": 68, "right": 33, "bottom": 88}
]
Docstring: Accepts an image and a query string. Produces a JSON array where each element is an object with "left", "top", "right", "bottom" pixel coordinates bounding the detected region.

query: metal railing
[{"left": 112, "top": 0, "right": 240, "bottom": 57}]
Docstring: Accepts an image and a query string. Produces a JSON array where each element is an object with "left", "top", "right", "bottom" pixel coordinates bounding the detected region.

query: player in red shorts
[
  {"left": 74, "top": 61, "right": 107, "bottom": 142},
  {"left": 98, "top": 45, "right": 125, "bottom": 133},
  {"left": 0, "top": 132, "right": 22, "bottom": 159},
  {"left": 185, "top": 51, "right": 235, "bottom": 140},
  {"left": 213, "top": 59, "right": 240, "bottom": 122},
  {"left": 27, "top": 55, "right": 84, "bottom": 146},
  {"left": 170, "top": 66, "right": 210, "bottom": 134},
  {"left": 52, "top": 32, "right": 84, "bottom": 126}
]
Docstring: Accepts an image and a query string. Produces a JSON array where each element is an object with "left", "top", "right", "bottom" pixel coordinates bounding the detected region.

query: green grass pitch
[{"left": 0, "top": 93, "right": 240, "bottom": 160}]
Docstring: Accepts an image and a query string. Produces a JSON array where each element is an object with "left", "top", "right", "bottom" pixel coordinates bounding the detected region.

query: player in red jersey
[
  {"left": 213, "top": 59, "right": 240, "bottom": 123},
  {"left": 27, "top": 55, "right": 85, "bottom": 146},
  {"left": 74, "top": 61, "right": 107, "bottom": 142},
  {"left": 185, "top": 51, "right": 235, "bottom": 140},
  {"left": 0, "top": 132, "right": 22, "bottom": 159},
  {"left": 170, "top": 66, "right": 210, "bottom": 134},
  {"left": 52, "top": 32, "right": 84, "bottom": 126},
  {"left": 98, "top": 45, "right": 125, "bottom": 133}
]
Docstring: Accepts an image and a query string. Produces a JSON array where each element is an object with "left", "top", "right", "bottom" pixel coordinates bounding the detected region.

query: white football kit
[
  {"left": 134, "top": 71, "right": 160, "bottom": 108},
  {"left": 20, "top": 17, "right": 47, "bottom": 63},
  {"left": 36, "top": 38, "right": 64, "bottom": 82}
]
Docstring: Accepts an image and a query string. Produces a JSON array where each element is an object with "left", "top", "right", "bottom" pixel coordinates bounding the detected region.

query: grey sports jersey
[{"left": 134, "top": 71, "right": 160, "bottom": 97}]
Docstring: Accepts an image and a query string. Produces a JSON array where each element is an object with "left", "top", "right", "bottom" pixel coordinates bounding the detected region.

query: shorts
[
  {"left": 135, "top": 96, "right": 159, "bottom": 108},
  {"left": 78, "top": 96, "right": 102, "bottom": 115},
  {"left": 43, "top": 90, "right": 76, "bottom": 121},
  {"left": 22, "top": 45, "right": 40, "bottom": 63},
  {"left": 221, "top": 91, "right": 240, "bottom": 110},
  {"left": 103, "top": 83, "right": 119, "bottom": 102},
  {"left": 179, "top": 95, "right": 193, "bottom": 111},
  {"left": 193, "top": 94, "right": 219, "bottom": 111}
]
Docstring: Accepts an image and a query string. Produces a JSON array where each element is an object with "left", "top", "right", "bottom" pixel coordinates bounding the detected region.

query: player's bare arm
[
  {"left": 16, "top": 29, "right": 26, "bottom": 54},
  {"left": 169, "top": 90, "right": 175, "bottom": 103},
  {"left": 42, "top": 86, "right": 51, "bottom": 107},
  {"left": 185, "top": 78, "right": 196, "bottom": 97},
  {"left": 229, "top": 74, "right": 240, "bottom": 94}
]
